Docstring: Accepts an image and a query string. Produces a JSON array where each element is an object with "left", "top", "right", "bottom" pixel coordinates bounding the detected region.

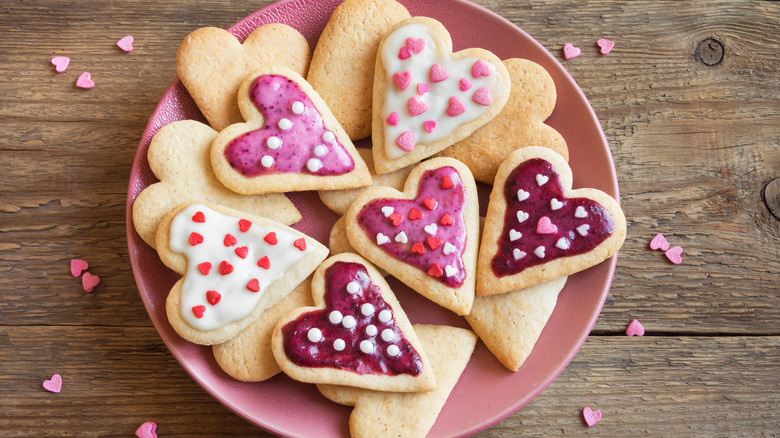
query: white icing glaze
[
  {"left": 169, "top": 204, "right": 308, "bottom": 331},
  {"left": 380, "top": 22, "right": 507, "bottom": 158}
]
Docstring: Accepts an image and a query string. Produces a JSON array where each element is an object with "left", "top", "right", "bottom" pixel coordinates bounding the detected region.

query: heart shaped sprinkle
[
  {"left": 234, "top": 246, "right": 248, "bottom": 259},
  {"left": 446, "top": 97, "right": 466, "bottom": 117},
  {"left": 459, "top": 78, "right": 472, "bottom": 91},
  {"left": 471, "top": 59, "right": 492, "bottom": 78},
  {"left": 440, "top": 213, "right": 454, "bottom": 226},
  {"left": 294, "top": 238, "right": 307, "bottom": 251},
  {"left": 70, "top": 259, "right": 89, "bottom": 277},
  {"left": 206, "top": 290, "right": 221, "bottom": 305},
  {"left": 381, "top": 206, "right": 394, "bottom": 217},
  {"left": 394, "top": 231, "right": 408, "bottom": 243},
  {"left": 406, "top": 37, "right": 425, "bottom": 54},
  {"left": 550, "top": 198, "right": 564, "bottom": 210},
  {"left": 189, "top": 232, "right": 203, "bottom": 246},
  {"left": 429, "top": 64, "right": 449, "bottom": 82},
  {"left": 42, "top": 374, "right": 62, "bottom": 393},
  {"left": 396, "top": 131, "right": 416, "bottom": 151},
  {"left": 386, "top": 112, "right": 399, "bottom": 126},
  {"left": 197, "top": 262, "right": 211, "bottom": 275},
  {"left": 517, "top": 210, "right": 529, "bottom": 223},
  {"left": 257, "top": 256, "right": 270, "bottom": 269},
  {"left": 389, "top": 212, "right": 403, "bottom": 226},
  {"left": 417, "top": 83, "right": 429, "bottom": 95},
  {"left": 649, "top": 233, "right": 669, "bottom": 251},
  {"left": 223, "top": 234, "right": 237, "bottom": 247},
  {"left": 512, "top": 249, "right": 526, "bottom": 260},
  {"left": 597, "top": 38, "right": 615, "bottom": 55},
  {"left": 427, "top": 236, "right": 442, "bottom": 250},
  {"left": 135, "top": 422, "right": 157, "bottom": 438},
  {"left": 116, "top": 35, "right": 134, "bottom": 52},
  {"left": 626, "top": 319, "right": 645, "bottom": 336},
  {"left": 192, "top": 305, "right": 206, "bottom": 318},
  {"left": 583, "top": 407, "right": 602, "bottom": 426},
  {"left": 665, "top": 246, "right": 683, "bottom": 264},
  {"left": 422, "top": 198, "right": 437, "bottom": 210},
  {"left": 393, "top": 71, "right": 412, "bottom": 90},
  {"left": 563, "top": 43, "right": 581, "bottom": 60},
  {"left": 398, "top": 46, "right": 411, "bottom": 60},
  {"left": 423, "top": 120, "right": 437, "bottom": 133},
  {"left": 192, "top": 211, "right": 206, "bottom": 223},
  {"left": 238, "top": 219, "right": 252, "bottom": 232},
  {"left": 424, "top": 223, "right": 438, "bottom": 235},
  {"left": 517, "top": 189, "right": 530, "bottom": 201},
  {"left": 51, "top": 56, "right": 70, "bottom": 73},
  {"left": 246, "top": 278, "right": 260, "bottom": 292},
  {"left": 264, "top": 232, "right": 278, "bottom": 245},
  {"left": 76, "top": 72, "right": 94, "bottom": 89},
  {"left": 409, "top": 208, "right": 423, "bottom": 220},
  {"left": 408, "top": 97, "right": 428, "bottom": 116},
  {"left": 377, "top": 233, "right": 390, "bottom": 245},
  {"left": 472, "top": 86, "right": 492, "bottom": 106},
  {"left": 219, "top": 261, "right": 234, "bottom": 275},
  {"left": 536, "top": 174, "right": 549, "bottom": 186},
  {"left": 509, "top": 229, "right": 522, "bottom": 241},
  {"left": 82, "top": 272, "right": 100, "bottom": 292}
]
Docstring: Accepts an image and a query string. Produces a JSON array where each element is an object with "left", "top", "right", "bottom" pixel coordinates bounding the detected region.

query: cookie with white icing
[
  {"left": 156, "top": 202, "right": 328, "bottom": 345},
  {"left": 210, "top": 65, "right": 372, "bottom": 195},
  {"left": 477, "top": 147, "right": 626, "bottom": 295},
  {"left": 372, "top": 17, "right": 511, "bottom": 174},
  {"left": 271, "top": 253, "right": 436, "bottom": 393}
]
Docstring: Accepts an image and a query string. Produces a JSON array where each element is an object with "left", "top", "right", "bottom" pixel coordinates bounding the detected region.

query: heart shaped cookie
[
  {"left": 345, "top": 158, "right": 479, "bottom": 315},
  {"left": 477, "top": 147, "right": 626, "bottom": 295},
  {"left": 156, "top": 202, "right": 328, "bottom": 345},
  {"left": 372, "top": 17, "right": 510, "bottom": 174},
  {"left": 176, "top": 24, "right": 311, "bottom": 131},
  {"left": 271, "top": 253, "right": 435, "bottom": 392},
  {"left": 210, "top": 65, "right": 372, "bottom": 195}
]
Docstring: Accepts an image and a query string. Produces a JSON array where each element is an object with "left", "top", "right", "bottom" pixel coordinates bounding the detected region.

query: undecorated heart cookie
[
  {"left": 271, "top": 253, "right": 435, "bottom": 392},
  {"left": 132, "top": 120, "right": 300, "bottom": 248},
  {"left": 437, "top": 58, "right": 569, "bottom": 184},
  {"left": 372, "top": 17, "right": 511, "bottom": 174},
  {"left": 477, "top": 147, "right": 626, "bottom": 295},
  {"left": 156, "top": 202, "right": 328, "bottom": 345},
  {"left": 177, "top": 24, "right": 311, "bottom": 131},
  {"left": 210, "top": 66, "right": 372, "bottom": 195},
  {"left": 345, "top": 158, "right": 479, "bottom": 315}
]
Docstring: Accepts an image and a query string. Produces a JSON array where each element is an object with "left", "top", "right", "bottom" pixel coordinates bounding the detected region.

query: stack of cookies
[{"left": 131, "top": 0, "right": 626, "bottom": 436}]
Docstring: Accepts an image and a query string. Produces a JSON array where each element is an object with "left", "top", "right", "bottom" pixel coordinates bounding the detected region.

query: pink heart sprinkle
[
  {"left": 429, "top": 64, "right": 449, "bottom": 82},
  {"left": 135, "top": 421, "right": 157, "bottom": 438},
  {"left": 423, "top": 120, "right": 436, "bottom": 133},
  {"left": 42, "top": 374, "right": 62, "bottom": 393},
  {"left": 583, "top": 407, "right": 602, "bottom": 427},
  {"left": 76, "top": 72, "right": 94, "bottom": 89},
  {"left": 395, "top": 131, "right": 415, "bottom": 151},
  {"left": 70, "top": 259, "right": 89, "bottom": 277},
  {"left": 446, "top": 97, "right": 465, "bottom": 117},
  {"left": 597, "top": 38, "right": 615, "bottom": 55},
  {"left": 386, "top": 112, "right": 399, "bottom": 126},
  {"left": 665, "top": 246, "right": 683, "bottom": 264},
  {"left": 407, "top": 97, "right": 428, "bottom": 117},
  {"left": 82, "top": 272, "right": 101, "bottom": 292},
  {"left": 471, "top": 59, "right": 491, "bottom": 78},
  {"left": 563, "top": 43, "right": 581, "bottom": 60},
  {"left": 398, "top": 46, "right": 411, "bottom": 60},
  {"left": 626, "top": 319, "right": 645, "bottom": 336},
  {"left": 406, "top": 37, "right": 425, "bottom": 54},
  {"left": 116, "top": 35, "right": 134, "bottom": 52},
  {"left": 416, "top": 83, "right": 429, "bottom": 95},
  {"left": 472, "top": 86, "right": 492, "bottom": 106},
  {"left": 649, "top": 233, "right": 669, "bottom": 251},
  {"left": 51, "top": 56, "right": 70, "bottom": 73},
  {"left": 393, "top": 71, "right": 411, "bottom": 90},
  {"left": 536, "top": 216, "right": 558, "bottom": 234},
  {"left": 459, "top": 78, "right": 472, "bottom": 91}
]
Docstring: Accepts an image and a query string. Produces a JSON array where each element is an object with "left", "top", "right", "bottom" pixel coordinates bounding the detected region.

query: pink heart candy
[
  {"left": 583, "top": 407, "right": 602, "bottom": 426},
  {"left": 386, "top": 112, "right": 399, "bottom": 126},
  {"left": 472, "top": 86, "right": 492, "bottom": 106},
  {"left": 135, "top": 422, "right": 157, "bottom": 438},
  {"left": 51, "top": 56, "right": 70, "bottom": 73},
  {"left": 536, "top": 216, "right": 558, "bottom": 234},
  {"left": 76, "top": 72, "right": 94, "bottom": 89},
  {"left": 446, "top": 97, "right": 465, "bottom": 117},
  {"left": 626, "top": 319, "right": 645, "bottom": 336},
  {"left": 459, "top": 78, "right": 472, "bottom": 91},
  {"left": 665, "top": 246, "right": 683, "bottom": 264},
  {"left": 395, "top": 131, "right": 415, "bottom": 151},
  {"left": 406, "top": 37, "right": 425, "bottom": 54},
  {"left": 597, "top": 38, "right": 615, "bottom": 55},
  {"left": 429, "top": 64, "right": 449, "bottom": 82},
  {"left": 116, "top": 35, "right": 134, "bottom": 52},
  {"left": 416, "top": 83, "right": 429, "bottom": 95},
  {"left": 563, "top": 43, "right": 581, "bottom": 60},
  {"left": 423, "top": 120, "right": 436, "bottom": 133},
  {"left": 407, "top": 97, "right": 428, "bottom": 117},
  {"left": 471, "top": 59, "right": 491, "bottom": 78},
  {"left": 649, "top": 233, "right": 669, "bottom": 251},
  {"left": 70, "top": 259, "right": 89, "bottom": 277},
  {"left": 393, "top": 71, "right": 411, "bottom": 90},
  {"left": 398, "top": 46, "right": 411, "bottom": 60},
  {"left": 82, "top": 272, "right": 101, "bottom": 292},
  {"left": 42, "top": 374, "right": 62, "bottom": 393}
]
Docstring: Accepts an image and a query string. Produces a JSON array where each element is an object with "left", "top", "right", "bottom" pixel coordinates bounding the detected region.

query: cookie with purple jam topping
[
  {"left": 476, "top": 147, "right": 626, "bottom": 296},
  {"left": 271, "top": 253, "right": 436, "bottom": 393}
]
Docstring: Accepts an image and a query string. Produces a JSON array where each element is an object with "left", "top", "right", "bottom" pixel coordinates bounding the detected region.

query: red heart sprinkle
[
  {"left": 440, "top": 213, "right": 454, "bottom": 226},
  {"left": 649, "top": 233, "right": 669, "bottom": 251},
  {"left": 192, "top": 305, "right": 206, "bottom": 318},
  {"left": 206, "top": 290, "right": 221, "bottom": 305},
  {"left": 441, "top": 176, "right": 454, "bottom": 189},
  {"left": 238, "top": 219, "right": 252, "bottom": 232},
  {"left": 389, "top": 212, "right": 403, "bottom": 226},
  {"left": 70, "top": 259, "right": 89, "bottom": 277},
  {"left": 81, "top": 272, "right": 100, "bottom": 292},
  {"left": 191, "top": 211, "right": 205, "bottom": 223},
  {"left": 583, "top": 407, "right": 602, "bottom": 426},
  {"left": 446, "top": 96, "right": 465, "bottom": 117},
  {"left": 197, "top": 262, "right": 211, "bottom": 275},
  {"left": 427, "top": 237, "right": 442, "bottom": 250},
  {"left": 411, "top": 241, "right": 425, "bottom": 255},
  {"left": 246, "top": 278, "right": 260, "bottom": 292},
  {"left": 189, "top": 232, "right": 203, "bottom": 246},
  {"left": 422, "top": 198, "right": 437, "bottom": 210},
  {"left": 223, "top": 234, "right": 237, "bottom": 247},
  {"left": 428, "top": 263, "right": 442, "bottom": 277},
  {"left": 294, "top": 238, "right": 307, "bottom": 251},
  {"left": 393, "top": 71, "right": 412, "bottom": 90},
  {"left": 235, "top": 246, "right": 248, "bottom": 259},
  {"left": 219, "top": 261, "right": 233, "bottom": 275},
  {"left": 264, "top": 232, "right": 278, "bottom": 245},
  {"left": 409, "top": 208, "right": 423, "bottom": 220},
  {"left": 257, "top": 256, "right": 270, "bottom": 269}
]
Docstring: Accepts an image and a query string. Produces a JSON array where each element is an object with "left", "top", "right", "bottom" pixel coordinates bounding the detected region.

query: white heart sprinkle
[
  {"left": 260, "top": 155, "right": 274, "bottom": 168},
  {"left": 424, "top": 223, "right": 438, "bottom": 235},
  {"left": 513, "top": 249, "right": 526, "bottom": 260},
  {"left": 444, "top": 265, "right": 457, "bottom": 277},
  {"left": 509, "top": 229, "right": 522, "bottom": 241},
  {"left": 266, "top": 136, "right": 281, "bottom": 149},
  {"left": 575, "top": 206, "right": 587, "bottom": 218},
  {"left": 346, "top": 282, "right": 360, "bottom": 294},
  {"left": 517, "top": 210, "right": 529, "bottom": 223},
  {"left": 313, "top": 145, "right": 328, "bottom": 157},
  {"left": 550, "top": 198, "right": 563, "bottom": 210},
  {"left": 394, "top": 231, "right": 408, "bottom": 243},
  {"left": 536, "top": 174, "right": 549, "bottom": 186},
  {"left": 556, "top": 237, "right": 570, "bottom": 250},
  {"left": 534, "top": 246, "right": 546, "bottom": 258},
  {"left": 278, "top": 118, "right": 293, "bottom": 130},
  {"left": 381, "top": 206, "right": 394, "bottom": 217},
  {"left": 443, "top": 242, "right": 457, "bottom": 255},
  {"left": 517, "top": 189, "right": 530, "bottom": 201},
  {"left": 376, "top": 233, "right": 390, "bottom": 245},
  {"left": 577, "top": 224, "right": 590, "bottom": 236}
]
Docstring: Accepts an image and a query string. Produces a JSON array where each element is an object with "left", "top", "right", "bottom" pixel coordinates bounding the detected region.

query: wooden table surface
[{"left": 2, "top": 0, "right": 779, "bottom": 436}]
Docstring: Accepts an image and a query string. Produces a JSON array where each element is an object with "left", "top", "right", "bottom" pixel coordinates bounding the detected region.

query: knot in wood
[
  {"left": 762, "top": 178, "right": 780, "bottom": 221},
  {"left": 695, "top": 37, "right": 724, "bottom": 66}
]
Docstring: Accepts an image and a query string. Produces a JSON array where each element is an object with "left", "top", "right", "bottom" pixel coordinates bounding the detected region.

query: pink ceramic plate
[{"left": 126, "top": 0, "right": 618, "bottom": 436}]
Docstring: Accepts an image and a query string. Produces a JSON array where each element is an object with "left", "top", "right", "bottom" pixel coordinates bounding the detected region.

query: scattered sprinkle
[
  {"left": 583, "top": 406, "right": 602, "bottom": 427},
  {"left": 597, "top": 38, "right": 615, "bottom": 55},
  {"left": 51, "top": 56, "right": 70, "bottom": 73},
  {"left": 42, "top": 373, "right": 62, "bottom": 393},
  {"left": 70, "top": 259, "right": 89, "bottom": 277},
  {"left": 76, "top": 72, "right": 94, "bottom": 89},
  {"left": 649, "top": 233, "right": 669, "bottom": 251},
  {"left": 117, "top": 35, "right": 134, "bottom": 52},
  {"left": 625, "top": 319, "right": 645, "bottom": 336},
  {"left": 135, "top": 421, "right": 158, "bottom": 438},
  {"left": 665, "top": 246, "right": 683, "bottom": 264},
  {"left": 81, "top": 272, "right": 101, "bottom": 292},
  {"left": 563, "top": 43, "right": 581, "bottom": 60}
]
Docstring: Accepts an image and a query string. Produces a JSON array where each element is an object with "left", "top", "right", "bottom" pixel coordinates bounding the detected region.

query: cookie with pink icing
[
  {"left": 345, "top": 158, "right": 479, "bottom": 315},
  {"left": 477, "top": 147, "right": 626, "bottom": 295},
  {"left": 210, "top": 65, "right": 372, "bottom": 195},
  {"left": 155, "top": 202, "right": 328, "bottom": 345},
  {"left": 271, "top": 253, "right": 436, "bottom": 393},
  {"left": 372, "top": 17, "right": 511, "bottom": 174}
]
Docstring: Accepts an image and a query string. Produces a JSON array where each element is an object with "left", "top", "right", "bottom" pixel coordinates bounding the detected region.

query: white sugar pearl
[
  {"left": 381, "top": 328, "right": 395, "bottom": 342},
  {"left": 361, "top": 303, "right": 375, "bottom": 316},
  {"left": 278, "top": 118, "right": 293, "bottom": 130},
  {"left": 260, "top": 155, "right": 274, "bottom": 168},
  {"left": 322, "top": 131, "right": 336, "bottom": 143},
  {"left": 342, "top": 315, "right": 356, "bottom": 329},
  {"left": 313, "top": 145, "right": 328, "bottom": 157},
  {"left": 291, "top": 101, "right": 304, "bottom": 114},
  {"left": 378, "top": 309, "right": 392, "bottom": 323},
  {"left": 346, "top": 282, "right": 360, "bottom": 294},
  {"left": 365, "top": 324, "right": 377, "bottom": 336},
  {"left": 329, "top": 310, "right": 343, "bottom": 324},
  {"left": 333, "top": 338, "right": 345, "bottom": 351},
  {"left": 360, "top": 339, "right": 374, "bottom": 354},
  {"left": 386, "top": 345, "right": 400, "bottom": 356},
  {"left": 307, "top": 328, "right": 322, "bottom": 343},
  {"left": 307, "top": 158, "right": 323, "bottom": 172},
  {"left": 266, "top": 136, "right": 281, "bottom": 149}
]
